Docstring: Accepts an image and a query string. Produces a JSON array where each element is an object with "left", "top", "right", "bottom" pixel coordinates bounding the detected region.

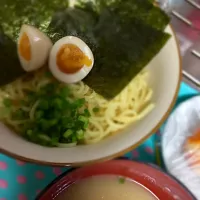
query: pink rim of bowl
[{"left": 36, "top": 160, "right": 196, "bottom": 200}]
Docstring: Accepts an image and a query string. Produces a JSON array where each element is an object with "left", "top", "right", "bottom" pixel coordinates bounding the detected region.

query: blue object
[{"left": 0, "top": 82, "right": 198, "bottom": 200}]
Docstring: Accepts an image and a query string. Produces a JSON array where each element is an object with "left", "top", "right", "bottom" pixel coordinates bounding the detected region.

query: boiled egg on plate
[
  {"left": 18, "top": 24, "right": 53, "bottom": 72},
  {"left": 49, "top": 36, "right": 94, "bottom": 83}
]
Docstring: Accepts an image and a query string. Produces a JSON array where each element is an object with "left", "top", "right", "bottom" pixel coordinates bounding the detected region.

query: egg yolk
[
  {"left": 57, "top": 44, "right": 92, "bottom": 74},
  {"left": 187, "top": 129, "right": 200, "bottom": 144},
  {"left": 19, "top": 33, "right": 31, "bottom": 61}
]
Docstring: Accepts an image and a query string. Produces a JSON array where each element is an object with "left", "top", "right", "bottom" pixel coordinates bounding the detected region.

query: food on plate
[
  {"left": 0, "top": 69, "right": 153, "bottom": 146},
  {"left": 184, "top": 129, "right": 200, "bottom": 175},
  {"left": 49, "top": 36, "right": 94, "bottom": 83},
  {"left": 48, "top": 0, "right": 170, "bottom": 99},
  {"left": 0, "top": 74, "right": 92, "bottom": 147},
  {"left": 55, "top": 175, "right": 158, "bottom": 200},
  {"left": 0, "top": 0, "right": 170, "bottom": 147},
  {"left": 18, "top": 25, "right": 53, "bottom": 72}
]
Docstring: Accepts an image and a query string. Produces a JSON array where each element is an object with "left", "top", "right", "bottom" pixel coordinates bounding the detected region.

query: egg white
[
  {"left": 18, "top": 25, "right": 53, "bottom": 72},
  {"left": 49, "top": 36, "right": 94, "bottom": 84}
]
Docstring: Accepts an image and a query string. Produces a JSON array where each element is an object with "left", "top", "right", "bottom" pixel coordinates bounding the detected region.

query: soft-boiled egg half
[
  {"left": 49, "top": 36, "right": 94, "bottom": 84},
  {"left": 18, "top": 25, "right": 53, "bottom": 72}
]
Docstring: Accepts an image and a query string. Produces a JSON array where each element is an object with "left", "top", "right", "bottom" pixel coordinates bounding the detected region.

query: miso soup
[{"left": 56, "top": 175, "right": 158, "bottom": 200}]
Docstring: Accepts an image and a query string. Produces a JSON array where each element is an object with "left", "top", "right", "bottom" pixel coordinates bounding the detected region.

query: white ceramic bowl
[{"left": 0, "top": 25, "right": 181, "bottom": 166}]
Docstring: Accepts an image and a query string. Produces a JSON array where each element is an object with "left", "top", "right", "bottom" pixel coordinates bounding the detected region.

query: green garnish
[
  {"left": 0, "top": 0, "right": 69, "bottom": 41},
  {"left": 3, "top": 99, "right": 12, "bottom": 107},
  {"left": 26, "top": 130, "right": 33, "bottom": 137},
  {"left": 84, "top": 109, "right": 91, "bottom": 117},
  {"left": 118, "top": 177, "right": 126, "bottom": 184},
  {"left": 60, "top": 87, "right": 70, "bottom": 98},
  {"left": 38, "top": 134, "right": 51, "bottom": 142},
  {"left": 93, "top": 107, "right": 100, "bottom": 113},
  {"left": 72, "top": 135, "right": 77, "bottom": 143},
  {"left": 38, "top": 100, "right": 49, "bottom": 110},
  {"left": 13, "top": 109, "right": 26, "bottom": 120},
  {"left": 35, "top": 110, "right": 44, "bottom": 120},
  {"left": 2, "top": 82, "right": 91, "bottom": 147},
  {"left": 78, "top": 115, "right": 88, "bottom": 123},
  {"left": 76, "top": 129, "right": 84, "bottom": 140},
  {"left": 45, "top": 71, "right": 53, "bottom": 78},
  {"left": 64, "top": 129, "right": 73, "bottom": 139}
]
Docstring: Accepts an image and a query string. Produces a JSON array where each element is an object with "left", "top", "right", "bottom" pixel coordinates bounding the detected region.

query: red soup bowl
[{"left": 36, "top": 160, "right": 196, "bottom": 200}]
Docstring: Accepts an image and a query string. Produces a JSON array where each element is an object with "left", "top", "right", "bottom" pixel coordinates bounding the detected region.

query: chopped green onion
[
  {"left": 76, "top": 129, "right": 84, "bottom": 140},
  {"left": 93, "top": 107, "right": 100, "bottom": 113},
  {"left": 78, "top": 115, "right": 88, "bottom": 123},
  {"left": 42, "top": 83, "right": 57, "bottom": 93},
  {"left": 39, "top": 119, "right": 49, "bottom": 130},
  {"left": 1, "top": 80, "right": 91, "bottom": 147},
  {"left": 72, "top": 135, "right": 77, "bottom": 143},
  {"left": 38, "top": 100, "right": 49, "bottom": 110},
  {"left": 13, "top": 109, "right": 25, "bottom": 119},
  {"left": 73, "top": 98, "right": 86, "bottom": 108},
  {"left": 38, "top": 134, "right": 51, "bottom": 142},
  {"left": 83, "top": 121, "right": 89, "bottom": 130},
  {"left": 3, "top": 98, "right": 12, "bottom": 107},
  {"left": 84, "top": 109, "right": 91, "bottom": 117},
  {"left": 60, "top": 87, "right": 70, "bottom": 98},
  {"left": 35, "top": 110, "right": 44, "bottom": 119},
  {"left": 26, "top": 129, "right": 33, "bottom": 137},
  {"left": 51, "top": 136, "right": 59, "bottom": 146},
  {"left": 48, "top": 119, "right": 58, "bottom": 127},
  {"left": 52, "top": 110, "right": 61, "bottom": 119},
  {"left": 52, "top": 98, "right": 63, "bottom": 109},
  {"left": 118, "top": 177, "right": 126, "bottom": 184},
  {"left": 45, "top": 71, "right": 53, "bottom": 78},
  {"left": 64, "top": 129, "right": 73, "bottom": 138}
]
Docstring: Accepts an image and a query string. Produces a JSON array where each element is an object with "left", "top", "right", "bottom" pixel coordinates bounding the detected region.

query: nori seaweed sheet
[
  {"left": 49, "top": 2, "right": 170, "bottom": 99},
  {"left": 48, "top": 7, "right": 97, "bottom": 44},
  {"left": 0, "top": 28, "right": 25, "bottom": 85},
  {"left": 0, "top": 0, "right": 69, "bottom": 41},
  {"left": 85, "top": 9, "right": 170, "bottom": 99},
  {"left": 111, "top": 0, "right": 170, "bottom": 30},
  {"left": 0, "top": 0, "right": 170, "bottom": 98},
  {"left": 77, "top": 0, "right": 170, "bottom": 31}
]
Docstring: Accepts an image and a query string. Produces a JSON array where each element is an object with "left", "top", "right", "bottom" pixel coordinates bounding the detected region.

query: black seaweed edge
[{"left": 35, "top": 158, "right": 197, "bottom": 200}]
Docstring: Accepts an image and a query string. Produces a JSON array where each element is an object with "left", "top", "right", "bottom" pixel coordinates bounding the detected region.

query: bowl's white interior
[{"left": 0, "top": 26, "right": 181, "bottom": 165}]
